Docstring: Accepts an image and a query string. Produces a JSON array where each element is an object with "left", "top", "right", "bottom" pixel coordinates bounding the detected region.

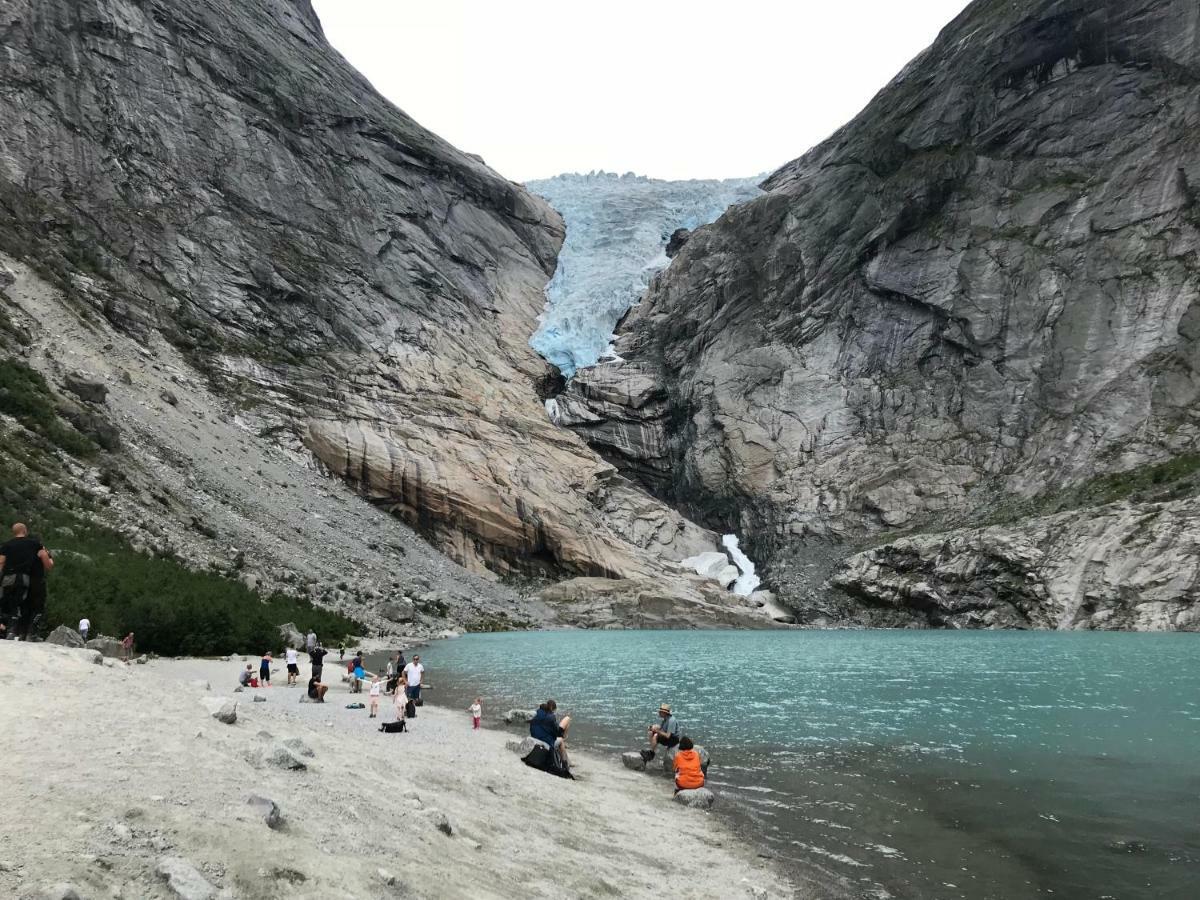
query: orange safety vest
[{"left": 673, "top": 749, "right": 705, "bottom": 790}]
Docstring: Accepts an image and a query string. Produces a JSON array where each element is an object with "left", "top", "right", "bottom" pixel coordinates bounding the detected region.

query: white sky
[{"left": 311, "top": 1, "right": 971, "bottom": 183}]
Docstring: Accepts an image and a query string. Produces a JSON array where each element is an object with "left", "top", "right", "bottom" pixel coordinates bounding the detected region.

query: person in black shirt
[
  {"left": 0, "top": 523, "right": 54, "bottom": 640},
  {"left": 309, "top": 643, "right": 328, "bottom": 682}
]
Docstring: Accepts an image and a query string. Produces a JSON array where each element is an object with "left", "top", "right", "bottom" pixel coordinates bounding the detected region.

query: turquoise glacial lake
[{"left": 416, "top": 630, "right": 1199, "bottom": 899}]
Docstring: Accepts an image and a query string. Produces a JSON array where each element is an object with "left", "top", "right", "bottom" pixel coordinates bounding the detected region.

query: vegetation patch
[{"left": 0, "top": 358, "right": 96, "bottom": 457}]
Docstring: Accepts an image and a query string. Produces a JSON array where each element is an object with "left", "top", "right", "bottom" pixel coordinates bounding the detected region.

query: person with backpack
[
  {"left": 0, "top": 523, "right": 54, "bottom": 640},
  {"left": 527, "top": 699, "right": 573, "bottom": 778}
]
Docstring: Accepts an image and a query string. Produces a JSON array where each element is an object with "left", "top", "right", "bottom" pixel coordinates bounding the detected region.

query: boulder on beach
[
  {"left": 201, "top": 698, "right": 237, "bottom": 724},
  {"left": 673, "top": 787, "right": 715, "bottom": 809},
  {"left": 46, "top": 625, "right": 85, "bottom": 648},
  {"left": 85, "top": 636, "right": 124, "bottom": 658},
  {"left": 507, "top": 736, "right": 549, "bottom": 756},
  {"left": 621, "top": 752, "right": 647, "bottom": 771},
  {"left": 502, "top": 708, "right": 536, "bottom": 725}
]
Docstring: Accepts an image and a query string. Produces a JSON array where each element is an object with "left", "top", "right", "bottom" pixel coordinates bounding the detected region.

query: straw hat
[{"left": 658, "top": 703, "right": 672, "bottom": 714}]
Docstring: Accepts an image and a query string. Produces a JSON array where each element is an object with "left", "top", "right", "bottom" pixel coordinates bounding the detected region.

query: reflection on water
[{"left": 411, "top": 630, "right": 1200, "bottom": 899}]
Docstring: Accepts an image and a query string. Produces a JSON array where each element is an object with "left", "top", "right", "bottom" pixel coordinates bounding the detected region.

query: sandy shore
[{"left": 0, "top": 643, "right": 794, "bottom": 899}]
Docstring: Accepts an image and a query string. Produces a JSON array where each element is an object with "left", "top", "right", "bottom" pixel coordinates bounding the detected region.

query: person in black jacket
[{"left": 0, "top": 523, "right": 54, "bottom": 640}]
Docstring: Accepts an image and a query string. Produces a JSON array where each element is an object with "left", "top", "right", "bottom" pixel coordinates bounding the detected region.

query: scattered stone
[
  {"left": 673, "top": 787, "right": 716, "bottom": 809},
  {"left": 246, "top": 795, "right": 284, "bottom": 830},
  {"left": 155, "top": 857, "right": 217, "bottom": 900},
  {"left": 161, "top": 389, "right": 179, "bottom": 406},
  {"left": 135, "top": 655, "right": 148, "bottom": 665},
  {"left": 377, "top": 868, "right": 396, "bottom": 886},
  {"left": 501, "top": 708, "right": 536, "bottom": 725},
  {"left": 621, "top": 752, "right": 647, "bottom": 771},
  {"left": 252, "top": 695, "right": 266, "bottom": 703},
  {"left": 423, "top": 809, "right": 453, "bottom": 836},
  {"left": 46, "top": 625, "right": 85, "bottom": 648},
  {"left": 233, "top": 686, "right": 244, "bottom": 693}
]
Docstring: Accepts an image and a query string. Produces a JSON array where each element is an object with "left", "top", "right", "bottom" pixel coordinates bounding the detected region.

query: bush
[{"left": 0, "top": 358, "right": 96, "bottom": 457}]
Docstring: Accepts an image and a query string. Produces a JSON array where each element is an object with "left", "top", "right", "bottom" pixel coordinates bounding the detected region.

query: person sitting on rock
[
  {"left": 672, "top": 736, "right": 705, "bottom": 794},
  {"left": 530, "top": 699, "right": 571, "bottom": 765},
  {"left": 307, "top": 674, "right": 328, "bottom": 703},
  {"left": 641, "top": 703, "right": 680, "bottom": 762}
]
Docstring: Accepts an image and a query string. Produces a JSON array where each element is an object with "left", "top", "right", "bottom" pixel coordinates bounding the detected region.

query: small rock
[
  {"left": 673, "top": 787, "right": 716, "bottom": 809},
  {"left": 154, "top": 857, "right": 217, "bottom": 900},
  {"left": 377, "top": 868, "right": 396, "bottom": 886},
  {"left": 246, "top": 795, "right": 284, "bottom": 830},
  {"left": 161, "top": 390, "right": 179, "bottom": 406},
  {"left": 134, "top": 654, "right": 147, "bottom": 664},
  {"left": 233, "top": 686, "right": 244, "bottom": 693},
  {"left": 64, "top": 372, "right": 108, "bottom": 404},
  {"left": 621, "top": 752, "right": 647, "bottom": 771},
  {"left": 423, "top": 809, "right": 453, "bottom": 836},
  {"left": 252, "top": 695, "right": 266, "bottom": 703}
]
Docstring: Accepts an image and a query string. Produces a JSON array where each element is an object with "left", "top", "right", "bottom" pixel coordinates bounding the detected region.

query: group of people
[{"left": 524, "top": 699, "right": 705, "bottom": 793}]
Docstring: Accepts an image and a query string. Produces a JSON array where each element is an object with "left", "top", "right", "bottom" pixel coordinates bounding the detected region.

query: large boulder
[
  {"left": 85, "top": 636, "right": 124, "bottom": 658},
  {"left": 277, "top": 622, "right": 304, "bottom": 649},
  {"left": 46, "top": 625, "right": 84, "bottom": 648},
  {"left": 63, "top": 371, "right": 107, "bottom": 404},
  {"left": 506, "top": 736, "right": 549, "bottom": 756},
  {"left": 501, "top": 708, "right": 536, "bottom": 725},
  {"left": 673, "top": 787, "right": 715, "bottom": 809}
]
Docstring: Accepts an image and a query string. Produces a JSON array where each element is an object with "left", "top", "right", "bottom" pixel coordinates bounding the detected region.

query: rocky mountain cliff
[
  {"left": 0, "top": 0, "right": 773, "bottom": 630},
  {"left": 559, "top": 0, "right": 1200, "bottom": 629}
]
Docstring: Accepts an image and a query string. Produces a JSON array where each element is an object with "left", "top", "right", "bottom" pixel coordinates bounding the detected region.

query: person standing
[
  {"left": 309, "top": 643, "right": 328, "bottom": 683},
  {"left": 469, "top": 697, "right": 482, "bottom": 731},
  {"left": 305, "top": 630, "right": 316, "bottom": 653},
  {"left": 121, "top": 632, "right": 135, "bottom": 664},
  {"left": 0, "top": 523, "right": 54, "bottom": 640},
  {"left": 402, "top": 655, "right": 424, "bottom": 702},
  {"left": 368, "top": 675, "right": 382, "bottom": 718},
  {"left": 285, "top": 646, "right": 300, "bottom": 686},
  {"left": 78, "top": 617, "right": 90, "bottom": 642},
  {"left": 259, "top": 651, "right": 272, "bottom": 687}
]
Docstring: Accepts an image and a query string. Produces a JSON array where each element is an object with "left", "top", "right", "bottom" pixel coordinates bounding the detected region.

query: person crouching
[{"left": 672, "top": 736, "right": 705, "bottom": 794}]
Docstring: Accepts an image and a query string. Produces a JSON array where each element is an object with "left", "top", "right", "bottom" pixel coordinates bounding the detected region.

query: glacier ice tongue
[
  {"left": 722, "top": 534, "right": 761, "bottom": 597},
  {"left": 525, "top": 172, "right": 761, "bottom": 377}
]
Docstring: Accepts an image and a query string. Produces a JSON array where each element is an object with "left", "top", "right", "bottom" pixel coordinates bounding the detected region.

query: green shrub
[{"left": 0, "top": 358, "right": 96, "bottom": 457}]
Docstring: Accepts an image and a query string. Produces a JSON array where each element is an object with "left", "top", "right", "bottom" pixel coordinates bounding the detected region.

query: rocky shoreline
[{"left": 0, "top": 642, "right": 793, "bottom": 899}]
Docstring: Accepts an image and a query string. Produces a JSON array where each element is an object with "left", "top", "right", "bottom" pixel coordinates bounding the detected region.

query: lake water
[{"left": 412, "top": 630, "right": 1199, "bottom": 899}]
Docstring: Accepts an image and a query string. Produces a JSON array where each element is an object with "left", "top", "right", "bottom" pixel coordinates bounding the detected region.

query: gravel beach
[{"left": 0, "top": 643, "right": 793, "bottom": 899}]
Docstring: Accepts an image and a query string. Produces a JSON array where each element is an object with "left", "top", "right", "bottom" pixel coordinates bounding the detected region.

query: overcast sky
[{"left": 311, "top": 1, "right": 971, "bottom": 183}]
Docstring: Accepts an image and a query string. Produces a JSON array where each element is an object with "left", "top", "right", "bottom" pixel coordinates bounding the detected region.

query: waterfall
[{"left": 721, "top": 533, "right": 761, "bottom": 596}]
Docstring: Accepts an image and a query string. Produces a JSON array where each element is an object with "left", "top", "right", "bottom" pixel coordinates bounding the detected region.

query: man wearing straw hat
[{"left": 640, "top": 703, "right": 681, "bottom": 762}]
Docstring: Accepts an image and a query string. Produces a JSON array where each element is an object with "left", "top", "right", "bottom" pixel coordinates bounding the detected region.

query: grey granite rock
[
  {"left": 46, "top": 626, "right": 85, "bottom": 649},
  {"left": 154, "top": 857, "right": 217, "bottom": 900},
  {"left": 561, "top": 0, "right": 1200, "bottom": 629},
  {"left": 672, "top": 787, "right": 715, "bottom": 809},
  {"left": 246, "top": 794, "right": 284, "bottom": 830}
]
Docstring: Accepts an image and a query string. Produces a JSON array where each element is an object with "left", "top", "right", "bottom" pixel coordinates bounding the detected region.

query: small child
[
  {"left": 368, "top": 675, "right": 382, "bottom": 718},
  {"left": 469, "top": 697, "right": 482, "bottom": 731}
]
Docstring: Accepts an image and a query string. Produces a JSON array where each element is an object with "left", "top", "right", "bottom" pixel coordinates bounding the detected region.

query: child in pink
[{"left": 469, "top": 698, "right": 482, "bottom": 730}]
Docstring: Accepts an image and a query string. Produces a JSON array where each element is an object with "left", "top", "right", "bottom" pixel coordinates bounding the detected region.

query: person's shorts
[
  {"left": 260, "top": 668, "right": 270, "bottom": 680},
  {"left": 405, "top": 685, "right": 420, "bottom": 699},
  {"left": 287, "top": 663, "right": 299, "bottom": 675},
  {"left": 661, "top": 732, "right": 680, "bottom": 748}
]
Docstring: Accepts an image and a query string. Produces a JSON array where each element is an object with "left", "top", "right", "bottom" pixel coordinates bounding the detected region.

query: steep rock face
[
  {"left": 0, "top": 0, "right": 744, "bottom": 605},
  {"left": 562, "top": 0, "right": 1200, "bottom": 626}
]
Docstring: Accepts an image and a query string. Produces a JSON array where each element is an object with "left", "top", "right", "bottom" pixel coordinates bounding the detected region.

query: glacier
[
  {"left": 525, "top": 171, "right": 761, "bottom": 377},
  {"left": 722, "top": 533, "right": 762, "bottom": 597}
]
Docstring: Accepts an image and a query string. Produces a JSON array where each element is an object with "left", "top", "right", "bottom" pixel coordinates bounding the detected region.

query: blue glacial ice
[{"left": 525, "top": 171, "right": 762, "bottom": 377}]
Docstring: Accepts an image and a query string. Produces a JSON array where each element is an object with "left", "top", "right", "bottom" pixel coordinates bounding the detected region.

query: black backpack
[{"left": 380, "top": 720, "right": 407, "bottom": 733}]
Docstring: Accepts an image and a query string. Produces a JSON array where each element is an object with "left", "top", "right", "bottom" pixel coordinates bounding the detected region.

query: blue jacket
[{"left": 530, "top": 707, "right": 563, "bottom": 746}]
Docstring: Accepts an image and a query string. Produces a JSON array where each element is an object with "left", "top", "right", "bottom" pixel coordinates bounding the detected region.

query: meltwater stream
[{"left": 416, "top": 630, "right": 1199, "bottom": 900}]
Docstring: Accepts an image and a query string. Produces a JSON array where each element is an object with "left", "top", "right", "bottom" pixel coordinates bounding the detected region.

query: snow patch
[{"left": 722, "top": 534, "right": 761, "bottom": 596}]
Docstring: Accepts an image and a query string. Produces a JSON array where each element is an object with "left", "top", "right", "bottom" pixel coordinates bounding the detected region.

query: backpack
[
  {"left": 405, "top": 699, "right": 417, "bottom": 719},
  {"left": 380, "top": 720, "right": 407, "bottom": 733}
]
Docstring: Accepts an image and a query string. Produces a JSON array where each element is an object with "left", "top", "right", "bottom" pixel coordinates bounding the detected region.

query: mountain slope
[
  {"left": 560, "top": 0, "right": 1200, "bottom": 628},
  {"left": 0, "top": 0, "right": 769, "bottom": 629}
]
